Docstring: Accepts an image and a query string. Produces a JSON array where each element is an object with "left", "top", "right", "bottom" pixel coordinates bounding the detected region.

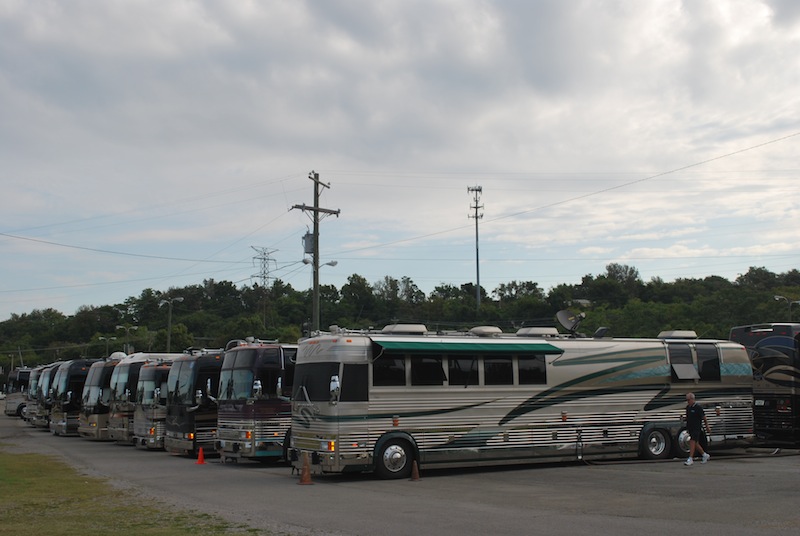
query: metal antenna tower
[
  {"left": 251, "top": 246, "right": 277, "bottom": 287},
  {"left": 468, "top": 186, "right": 483, "bottom": 310}
]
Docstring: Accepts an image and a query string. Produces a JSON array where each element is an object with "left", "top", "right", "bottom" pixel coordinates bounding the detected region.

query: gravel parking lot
[{"left": 2, "top": 408, "right": 799, "bottom": 536}]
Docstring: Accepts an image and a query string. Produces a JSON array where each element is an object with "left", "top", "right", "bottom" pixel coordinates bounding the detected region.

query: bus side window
[
  {"left": 410, "top": 355, "right": 446, "bottom": 386},
  {"left": 518, "top": 354, "right": 547, "bottom": 385},
  {"left": 696, "top": 344, "right": 721, "bottom": 381},
  {"left": 668, "top": 343, "right": 699, "bottom": 381},
  {"left": 340, "top": 364, "right": 368, "bottom": 402},
  {"left": 449, "top": 356, "right": 478, "bottom": 386},
  {"left": 484, "top": 355, "right": 513, "bottom": 385},
  {"left": 373, "top": 355, "right": 406, "bottom": 386}
]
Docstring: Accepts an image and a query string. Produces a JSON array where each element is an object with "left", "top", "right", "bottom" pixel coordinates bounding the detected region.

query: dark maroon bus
[{"left": 215, "top": 339, "right": 296, "bottom": 462}]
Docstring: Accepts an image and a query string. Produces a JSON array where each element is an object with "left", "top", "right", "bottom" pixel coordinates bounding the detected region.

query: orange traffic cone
[
  {"left": 298, "top": 452, "right": 314, "bottom": 485},
  {"left": 410, "top": 459, "right": 420, "bottom": 481},
  {"left": 195, "top": 447, "right": 206, "bottom": 465}
]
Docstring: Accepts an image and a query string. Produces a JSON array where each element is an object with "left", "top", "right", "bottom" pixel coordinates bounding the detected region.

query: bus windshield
[
  {"left": 293, "top": 363, "right": 340, "bottom": 402},
  {"left": 219, "top": 369, "right": 254, "bottom": 400},
  {"left": 110, "top": 367, "right": 131, "bottom": 401},
  {"left": 29, "top": 372, "right": 42, "bottom": 398},
  {"left": 137, "top": 368, "right": 168, "bottom": 404},
  {"left": 82, "top": 366, "right": 103, "bottom": 407},
  {"left": 168, "top": 360, "right": 197, "bottom": 405},
  {"left": 52, "top": 368, "right": 68, "bottom": 396}
]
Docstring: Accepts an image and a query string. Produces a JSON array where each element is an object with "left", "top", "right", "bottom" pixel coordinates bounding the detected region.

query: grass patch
[{"left": 0, "top": 446, "right": 260, "bottom": 535}]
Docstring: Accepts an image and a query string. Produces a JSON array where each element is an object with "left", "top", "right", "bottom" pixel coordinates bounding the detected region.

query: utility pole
[
  {"left": 468, "top": 186, "right": 483, "bottom": 311},
  {"left": 158, "top": 297, "right": 183, "bottom": 352},
  {"left": 292, "top": 171, "right": 340, "bottom": 333}
]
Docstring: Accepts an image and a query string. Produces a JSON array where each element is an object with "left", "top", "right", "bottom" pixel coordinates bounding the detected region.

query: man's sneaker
[
  {"left": 701, "top": 453, "right": 710, "bottom": 464},
  {"left": 684, "top": 457, "right": 694, "bottom": 466}
]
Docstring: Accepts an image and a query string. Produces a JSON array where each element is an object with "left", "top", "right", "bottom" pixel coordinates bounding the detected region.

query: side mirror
[
  {"left": 253, "top": 379, "right": 263, "bottom": 398},
  {"left": 329, "top": 375, "right": 340, "bottom": 405},
  {"left": 66, "top": 390, "right": 72, "bottom": 403},
  {"left": 276, "top": 377, "right": 283, "bottom": 397},
  {"left": 195, "top": 389, "right": 203, "bottom": 402},
  {"left": 153, "top": 386, "right": 161, "bottom": 403}
]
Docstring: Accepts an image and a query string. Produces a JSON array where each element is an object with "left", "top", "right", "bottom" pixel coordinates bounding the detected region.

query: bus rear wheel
[
  {"left": 375, "top": 439, "right": 414, "bottom": 479},
  {"left": 641, "top": 428, "right": 672, "bottom": 460}
]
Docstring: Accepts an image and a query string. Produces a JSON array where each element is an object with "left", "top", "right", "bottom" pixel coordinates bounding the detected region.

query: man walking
[{"left": 685, "top": 392, "right": 711, "bottom": 466}]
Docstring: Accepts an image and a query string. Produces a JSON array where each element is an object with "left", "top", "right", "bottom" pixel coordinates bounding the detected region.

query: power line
[{"left": 0, "top": 232, "right": 250, "bottom": 263}]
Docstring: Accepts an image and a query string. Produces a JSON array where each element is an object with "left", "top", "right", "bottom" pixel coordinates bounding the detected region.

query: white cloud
[{"left": 1, "top": 0, "right": 799, "bottom": 319}]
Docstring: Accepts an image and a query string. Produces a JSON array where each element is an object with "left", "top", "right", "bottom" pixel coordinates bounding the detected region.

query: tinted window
[
  {"left": 373, "top": 355, "right": 406, "bottom": 386},
  {"left": 449, "top": 356, "right": 478, "bottom": 386},
  {"left": 696, "top": 344, "right": 721, "bottom": 381},
  {"left": 484, "top": 356, "right": 513, "bottom": 385},
  {"left": 293, "top": 363, "right": 340, "bottom": 402},
  {"left": 410, "top": 355, "right": 446, "bottom": 386},
  {"left": 519, "top": 355, "right": 547, "bottom": 385},
  {"left": 341, "top": 364, "right": 368, "bottom": 402},
  {"left": 668, "top": 343, "right": 697, "bottom": 381}
]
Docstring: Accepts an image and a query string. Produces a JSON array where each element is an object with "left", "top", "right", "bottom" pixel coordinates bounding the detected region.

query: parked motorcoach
[
  {"left": 23, "top": 365, "right": 47, "bottom": 422},
  {"left": 108, "top": 353, "right": 182, "bottom": 444},
  {"left": 730, "top": 323, "right": 800, "bottom": 443},
  {"left": 50, "top": 358, "right": 98, "bottom": 436},
  {"left": 133, "top": 356, "right": 182, "bottom": 450},
  {"left": 215, "top": 339, "right": 297, "bottom": 462},
  {"left": 290, "top": 314, "right": 754, "bottom": 479},
  {"left": 164, "top": 348, "right": 224, "bottom": 456},
  {"left": 79, "top": 354, "right": 125, "bottom": 440},
  {"left": 29, "top": 361, "right": 64, "bottom": 429},
  {"left": 3, "top": 367, "right": 31, "bottom": 417}
]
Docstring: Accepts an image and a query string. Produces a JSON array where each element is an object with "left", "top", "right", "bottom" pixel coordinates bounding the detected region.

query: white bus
[{"left": 290, "top": 317, "right": 754, "bottom": 478}]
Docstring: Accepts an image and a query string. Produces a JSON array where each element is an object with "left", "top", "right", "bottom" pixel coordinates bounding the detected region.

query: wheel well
[
  {"left": 639, "top": 422, "right": 683, "bottom": 457},
  {"left": 373, "top": 432, "right": 418, "bottom": 464}
]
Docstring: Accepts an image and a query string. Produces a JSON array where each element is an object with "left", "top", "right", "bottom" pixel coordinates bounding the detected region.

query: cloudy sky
[{"left": 2, "top": 0, "right": 800, "bottom": 322}]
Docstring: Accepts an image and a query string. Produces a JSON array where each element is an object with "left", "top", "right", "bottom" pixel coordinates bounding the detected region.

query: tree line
[{"left": 2, "top": 264, "right": 799, "bottom": 378}]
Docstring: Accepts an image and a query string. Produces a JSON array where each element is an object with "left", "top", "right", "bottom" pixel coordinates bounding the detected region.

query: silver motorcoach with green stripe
[{"left": 290, "top": 314, "right": 754, "bottom": 479}]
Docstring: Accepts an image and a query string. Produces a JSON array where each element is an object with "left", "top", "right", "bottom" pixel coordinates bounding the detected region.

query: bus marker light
[{"left": 325, "top": 441, "right": 335, "bottom": 451}]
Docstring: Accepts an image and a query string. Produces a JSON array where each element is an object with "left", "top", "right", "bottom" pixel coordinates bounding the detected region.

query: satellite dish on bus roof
[{"left": 556, "top": 310, "right": 585, "bottom": 335}]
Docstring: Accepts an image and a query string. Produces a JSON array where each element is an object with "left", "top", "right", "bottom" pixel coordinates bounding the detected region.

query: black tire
[
  {"left": 641, "top": 428, "right": 672, "bottom": 460},
  {"left": 374, "top": 438, "right": 414, "bottom": 479},
  {"left": 282, "top": 429, "right": 291, "bottom": 464}
]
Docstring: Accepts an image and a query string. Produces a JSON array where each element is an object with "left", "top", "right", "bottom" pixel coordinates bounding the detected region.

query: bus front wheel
[
  {"left": 375, "top": 439, "right": 414, "bottom": 479},
  {"left": 641, "top": 428, "right": 672, "bottom": 460}
]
